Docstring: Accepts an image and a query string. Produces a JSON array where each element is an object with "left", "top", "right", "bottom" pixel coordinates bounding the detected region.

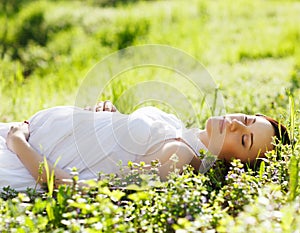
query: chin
[{"left": 205, "top": 118, "right": 212, "bottom": 138}]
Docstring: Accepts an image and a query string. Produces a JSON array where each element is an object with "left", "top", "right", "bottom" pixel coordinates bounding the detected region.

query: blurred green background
[
  {"left": 0, "top": 1, "right": 300, "bottom": 232},
  {"left": 0, "top": 0, "right": 299, "bottom": 125}
]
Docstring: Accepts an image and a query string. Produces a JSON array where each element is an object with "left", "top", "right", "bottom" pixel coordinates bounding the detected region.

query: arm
[
  {"left": 139, "top": 140, "right": 201, "bottom": 181},
  {"left": 6, "top": 123, "right": 71, "bottom": 188}
]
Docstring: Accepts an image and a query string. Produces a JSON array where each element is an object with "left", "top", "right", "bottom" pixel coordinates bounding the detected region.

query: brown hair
[{"left": 256, "top": 114, "right": 290, "bottom": 145}]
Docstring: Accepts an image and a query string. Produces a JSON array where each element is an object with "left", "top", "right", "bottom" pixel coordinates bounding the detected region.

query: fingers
[
  {"left": 95, "top": 101, "right": 117, "bottom": 112},
  {"left": 94, "top": 101, "right": 104, "bottom": 112},
  {"left": 9, "top": 123, "right": 24, "bottom": 132},
  {"left": 84, "top": 100, "right": 117, "bottom": 112},
  {"left": 8, "top": 122, "right": 30, "bottom": 140},
  {"left": 103, "top": 100, "right": 113, "bottom": 112},
  {"left": 9, "top": 125, "right": 17, "bottom": 134},
  {"left": 111, "top": 105, "right": 117, "bottom": 112},
  {"left": 84, "top": 106, "right": 93, "bottom": 111}
]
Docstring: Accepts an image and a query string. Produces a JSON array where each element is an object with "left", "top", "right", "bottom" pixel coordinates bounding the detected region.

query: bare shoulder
[{"left": 138, "top": 139, "right": 196, "bottom": 164}]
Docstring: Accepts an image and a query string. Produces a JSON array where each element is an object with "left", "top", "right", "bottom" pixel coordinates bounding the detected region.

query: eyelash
[
  {"left": 242, "top": 135, "right": 245, "bottom": 146},
  {"left": 242, "top": 116, "right": 247, "bottom": 146}
]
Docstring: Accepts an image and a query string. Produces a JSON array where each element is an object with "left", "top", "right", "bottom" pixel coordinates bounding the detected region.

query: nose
[{"left": 230, "top": 119, "right": 246, "bottom": 132}]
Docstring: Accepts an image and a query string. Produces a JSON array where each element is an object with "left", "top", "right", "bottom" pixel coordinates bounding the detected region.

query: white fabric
[
  {"left": 0, "top": 122, "right": 38, "bottom": 191},
  {"left": 0, "top": 106, "right": 207, "bottom": 191}
]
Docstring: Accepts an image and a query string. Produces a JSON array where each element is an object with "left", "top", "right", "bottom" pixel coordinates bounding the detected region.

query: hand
[
  {"left": 84, "top": 100, "right": 118, "bottom": 112},
  {"left": 6, "top": 122, "right": 30, "bottom": 153}
]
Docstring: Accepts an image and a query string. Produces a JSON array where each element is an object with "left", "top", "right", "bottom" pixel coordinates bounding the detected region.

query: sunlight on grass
[{"left": 0, "top": 0, "right": 299, "bottom": 232}]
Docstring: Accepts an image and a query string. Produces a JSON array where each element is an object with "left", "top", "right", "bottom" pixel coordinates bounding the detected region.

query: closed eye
[
  {"left": 242, "top": 134, "right": 254, "bottom": 150},
  {"left": 242, "top": 135, "right": 246, "bottom": 146}
]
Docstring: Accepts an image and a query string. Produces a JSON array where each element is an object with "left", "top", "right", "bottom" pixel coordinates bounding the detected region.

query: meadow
[{"left": 0, "top": 0, "right": 299, "bottom": 232}]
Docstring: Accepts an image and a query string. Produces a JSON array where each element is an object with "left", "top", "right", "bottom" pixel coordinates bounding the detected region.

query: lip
[{"left": 219, "top": 117, "right": 225, "bottom": 134}]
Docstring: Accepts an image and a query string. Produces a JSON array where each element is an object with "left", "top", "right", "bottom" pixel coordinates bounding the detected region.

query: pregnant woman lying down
[{"left": 1, "top": 101, "right": 290, "bottom": 191}]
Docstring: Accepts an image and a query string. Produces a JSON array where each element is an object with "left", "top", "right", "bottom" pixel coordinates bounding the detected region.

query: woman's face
[{"left": 205, "top": 114, "right": 275, "bottom": 163}]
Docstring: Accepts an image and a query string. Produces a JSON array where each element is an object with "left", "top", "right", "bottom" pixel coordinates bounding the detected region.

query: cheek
[
  {"left": 220, "top": 135, "right": 239, "bottom": 159},
  {"left": 220, "top": 141, "right": 230, "bottom": 157}
]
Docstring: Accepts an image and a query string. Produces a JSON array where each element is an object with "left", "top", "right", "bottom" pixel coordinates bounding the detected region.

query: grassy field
[{"left": 0, "top": 0, "right": 299, "bottom": 232}]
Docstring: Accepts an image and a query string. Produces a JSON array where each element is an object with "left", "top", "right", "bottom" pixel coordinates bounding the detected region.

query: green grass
[{"left": 0, "top": 0, "right": 299, "bottom": 232}]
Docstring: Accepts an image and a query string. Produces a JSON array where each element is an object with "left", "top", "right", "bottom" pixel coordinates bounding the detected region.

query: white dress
[{"left": 0, "top": 106, "right": 207, "bottom": 191}]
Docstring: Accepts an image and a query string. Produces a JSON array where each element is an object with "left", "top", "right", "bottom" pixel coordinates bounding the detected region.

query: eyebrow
[
  {"left": 249, "top": 133, "right": 254, "bottom": 150},
  {"left": 248, "top": 117, "right": 256, "bottom": 150}
]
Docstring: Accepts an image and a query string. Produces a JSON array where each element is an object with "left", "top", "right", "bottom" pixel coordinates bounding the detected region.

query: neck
[{"left": 198, "top": 129, "right": 223, "bottom": 158}]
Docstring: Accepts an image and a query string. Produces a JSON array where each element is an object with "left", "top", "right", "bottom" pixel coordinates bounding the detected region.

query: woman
[{"left": 2, "top": 101, "right": 289, "bottom": 191}]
